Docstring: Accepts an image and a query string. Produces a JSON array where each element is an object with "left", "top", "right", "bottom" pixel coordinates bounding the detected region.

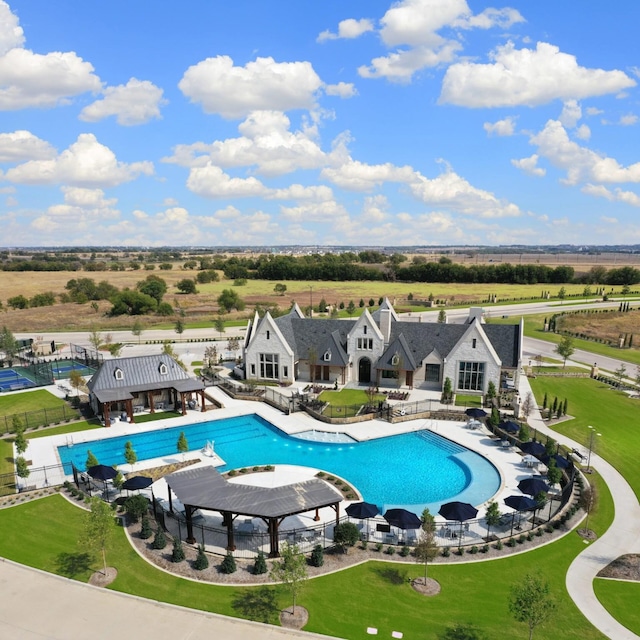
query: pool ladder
[{"left": 66, "top": 435, "right": 74, "bottom": 448}]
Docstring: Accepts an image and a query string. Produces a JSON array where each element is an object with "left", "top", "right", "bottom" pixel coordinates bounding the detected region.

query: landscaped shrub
[
  {"left": 494, "top": 540, "right": 503, "bottom": 550},
  {"left": 152, "top": 525, "right": 167, "bottom": 550},
  {"left": 442, "top": 546, "right": 451, "bottom": 557},
  {"left": 506, "top": 537, "right": 516, "bottom": 547},
  {"left": 385, "top": 545, "right": 396, "bottom": 555},
  {"left": 526, "top": 532, "right": 534, "bottom": 541},
  {"left": 375, "top": 542, "right": 384, "bottom": 552},
  {"left": 220, "top": 551, "right": 237, "bottom": 574},
  {"left": 399, "top": 545, "right": 411, "bottom": 557},
  {"left": 517, "top": 534, "right": 526, "bottom": 544},
  {"left": 469, "top": 545, "right": 479, "bottom": 554},
  {"left": 254, "top": 550, "right": 267, "bottom": 574},
  {"left": 124, "top": 494, "right": 150, "bottom": 523},
  {"left": 360, "top": 540, "right": 368, "bottom": 551},
  {"left": 481, "top": 544, "right": 489, "bottom": 554},
  {"left": 194, "top": 545, "right": 209, "bottom": 570},
  {"left": 139, "top": 515, "right": 153, "bottom": 539},
  {"left": 309, "top": 544, "right": 324, "bottom": 567},
  {"left": 171, "top": 537, "right": 185, "bottom": 563},
  {"left": 545, "top": 525, "right": 554, "bottom": 534},
  {"left": 457, "top": 546, "right": 465, "bottom": 556},
  {"left": 535, "top": 528, "right": 543, "bottom": 537}
]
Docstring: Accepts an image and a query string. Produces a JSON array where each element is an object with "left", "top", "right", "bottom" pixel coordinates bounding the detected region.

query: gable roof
[
  {"left": 87, "top": 354, "right": 202, "bottom": 403},
  {"left": 378, "top": 333, "right": 417, "bottom": 371}
]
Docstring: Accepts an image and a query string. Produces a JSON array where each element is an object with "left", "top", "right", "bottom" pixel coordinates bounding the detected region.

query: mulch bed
[
  {"left": 88, "top": 567, "right": 118, "bottom": 587},
  {"left": 411, "top": 577, "right": 441, "bottom": 596},
  {"left": 280, "top": 606, "right": 309, "bottom": 629},
  {"left": 598, "top": 554, "right": 640, "bottom": 581}
]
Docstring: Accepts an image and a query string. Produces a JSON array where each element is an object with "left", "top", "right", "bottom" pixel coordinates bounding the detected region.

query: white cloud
[
  {"left": 582, "top": 183, "right": 640, "bottom": 206},
  {"left": 511, "top": 154, "right": 546, "bottom": 177},
  {"left": 317, "top": 18, "right": 374, "bottom": 43},
  {"left": 321, "top": 159, "right": 415, "bottom": 190},
  {"left": 440, "top": 41, "right": 636, "bottom": 107},
  {"left": 531, "top": 119, "right": 640, "bottom": 185},
  {"left": 483, "top": 117, "right": 516, "bottom": 136},
  {"left": 559, "top": 100, "right": 582, "bottom": 128},
  {"left": 164, "top": 110, "right": 328, "bottom": 177},
  {"left": 586, "top": 106, "right": 603, "bottom": 116},
  {"left": 5, "top": 133, "right": 154, "bottom": 187},
  {"left": 361, "top": 195, "right": 389, "bottom": 223},
  {"left": 575, "top": 124, "right": 591, "bottom": 140},
  {"left": 186, "top": 164, "right": 270, "bottom": 198},
  {"left": 79, "top": 78, "right": 166, "bottom": 125},
  {"left": 269, "top": 184, "right": 334, "bottom": 201},
  {"left": 0, "top": 130, "right": 56, "bottom": 162},
  {"left": 280, "top": 200, "right": 347, "bottom": 222},
  {"left": 178, "top": 55, "right": 322, "bottom": 118},
  {"left": 0, "top": 0, "right": 24, "bottom": 55},
  {"left": 358, "top": 0, "right": 523, "bottom": 82},
  {"left": 325, "top": 82, "right": 357, "bottom": 98},
  {"left": 409, "top": 166, "right": 522, "bottom": 218},
  {"left": 619, "top": 114, "right": 638, "bottom": 126}
]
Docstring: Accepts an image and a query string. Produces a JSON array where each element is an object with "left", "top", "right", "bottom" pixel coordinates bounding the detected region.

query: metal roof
[{"left": 166, "top": 466, "right": 343, "bottom": 519}]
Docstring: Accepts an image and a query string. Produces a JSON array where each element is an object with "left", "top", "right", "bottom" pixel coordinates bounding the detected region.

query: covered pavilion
[{"left": 165, "top": 465, "right": 343, "bottom": 557}]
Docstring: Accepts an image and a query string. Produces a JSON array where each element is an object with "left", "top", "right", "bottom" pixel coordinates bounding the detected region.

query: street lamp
[{"left": 586, "top": 425, "right": 601, "bottom": 473}]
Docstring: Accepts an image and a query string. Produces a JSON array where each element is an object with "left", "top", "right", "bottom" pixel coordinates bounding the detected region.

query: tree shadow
[
  {"left": 375, "top": 566, "right": 409, "bottom": 585},
  {"left": 231, "top": 586, "right": 279, "bottom": 624},
  {"left": 54, "top": 552, "right": 94, "bottom": 579}
]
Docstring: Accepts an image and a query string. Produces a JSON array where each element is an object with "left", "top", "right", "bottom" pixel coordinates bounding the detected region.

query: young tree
[
  {"left": 214, "top": 315, "right": 226, "bottom": 337},
  {"left": 88, "top": 326, "right": 103, "bottom": 351},
  {"left": 139, "top": 515, "right": 153, "bottom": 539},
  {"left": 177, "top": 432, "right": 189, "bottom": 459},
  {"left": 174, "top": 318, "right": 185, "bottom": 335},
  {"left": 485, "top": 380, "right": 496, "bottom": 407},
  {"left": 332, "top": 521, "right": 360, "bottom": 553},
  {"left": 171, "top": 537, "right": 186, "bottom": 563},
  {"left": 12, "top": 416, "right": 28, "bottom": 455},
  {"left": 555, "top": 335, "right": 575, "bottom": 368},
  {"left": 520, "top": 392, "right": 535, "bottom": 421},
  {"left": 152, "top": 524, "right": 167, "bottom": 550},
  {"left": 270, "top": 542, "right": 308, "bottom": 615},
  {"left": 508, "top": 573, "right": 557, "bottom": 640},
  {"left": 131, "top": 318, "right": 144, "bottom": 344},
  {"left": 194, "top": 544, "right": 209, "bottom": 570},
  {"left": 441, "top": 377, "right": 453, "bottom": 404},
  {"left": 227, "top": 336, "right": 240, "bottom": 360},
  {"left": 220, "top": 551, "right": 237, "bottom": 574},
  {"left": 124, "top": 441, "right": 137, "bottom": 469},
  {"left": 614, "top": 363, "right": 627, "bottom": 387},
  {"left": 69, "top": 369, "right": 84, "bottom": 399},
  {"left": 274, "top": 283, "right": 287, "bottom": 296},
  {"left": 346, "top": 300, "right": 356, "bottom": 316},
  {"left": 557, "top": 287, "right": 566, "bottom": 304},
  {"left": 414, "top": 508, "right": 438, "bottom": 584},
  {"left": 80, "top": 496, "right": 116, "bottom": 575},
  {"left": 217, "top": 288, "right": 245, "bottom": 313},
  {"left": 0, "top": 326, "right": 19, "bottom": 365},
  {"left": 546, "top": 458, "right": 562, "bottom": 488},
  {"left": 484, "top": 500, "right": 502, "bottom": 539},
  {"left": 254, "top": 550, "right": 268, "bottom": 574},
  {"left": 437, "top": 308, "right": 447, "bottom": 323},
  {"left": 15, "top": 456, "right": 30, "bottom": 488},
  {"left": 86, "top": 450, "right": 99, "bottom": 471}
]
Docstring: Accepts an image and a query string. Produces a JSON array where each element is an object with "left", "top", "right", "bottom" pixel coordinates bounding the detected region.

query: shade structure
[
  {"left": 465, "top": 407, "right": 487, "bottom": 419},
  {"left": 499, "top": 420, "right": 520, "bottom": 434},
  {"left": 518, "top": 477, "right": 550, "bottom": 496},
  {"left": 438, "top": 501, "right": 478, "bottom": 522},
  {"left": 520, "top": 441, "right": 546, "bottom": 457},
  {"left": 504, "top": 495, "right": 537, "bottom": 512},
  {"left": 540, "top": 453, "right": 570, "bottom": 470},
  {"left": 383, "top": 508, "right": 422, "bottom": 530},
  {"left": 346, "top": 501, "right": 380, "bottom": 520},
  {"left": 87, "top": 464, "right": 118, "bottom": 481},
  {"left": 122, "top": 475, "right": 154, "bottom": 491}
]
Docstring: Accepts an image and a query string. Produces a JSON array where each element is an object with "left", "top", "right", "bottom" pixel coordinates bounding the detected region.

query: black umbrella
[
  {"left": 122, "top": 475, "right": 154, "bottom": 491},
  {"left": 346, "top": 501, "right": 380, "bottom": 519},
  {"left": 87, "top": 464, "right": 118, "bottom": 481},
  {"left": 504, "top": 495, "right": 537, "bottom": 535},
  {"left": 520, "top": 441, "right": 546, "bottom": 457},
  {"left": 383, "top": 508, "right": 422, "bottom": 530},
  {"left": 438, "top": 501, "right": 478, "bottom": 547},
  {"left": 499, "top": 420, "right": 520, "bottom": 434},
  {"left": 465, "top": 407, "right": 487, "bottom": 419},
  {"left": 540, "top": 453, "right": 570, "bottom": 470},
  {"left": 517, "top": 477, "right": 550, "bottom": 496}
]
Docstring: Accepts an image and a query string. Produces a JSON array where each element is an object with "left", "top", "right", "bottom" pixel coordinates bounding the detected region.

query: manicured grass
[
  {"left": 529, "top": 377, "right": 640, "bottom": 501},
  {"left": 318, "top": 389, "right": 384, "bottom": 406},
  {"left": 455, "top": 394, "right": 482, "bottom": 408},
  {"left": 593, "top": 580, "right": 640, "bottom": 636},
  {"left": 0, "top": 478, "right": 611, "bottom": 640},
  {"left": 0, "top": 388, "right": 67, "bottom": 418}
]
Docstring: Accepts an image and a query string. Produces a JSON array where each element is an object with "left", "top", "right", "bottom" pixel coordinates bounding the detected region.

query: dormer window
[
  {"left": 391, "top": 353, "right": 400, "bottom": 366},
  {"left": 114, "top": 368, "right": 124, "bottom": 380},
  {"left": 323, "top": 350, "right": 331, "bottom": 361},
  {"left": 159, "top": 363, "right": 168, "bottom": 375}
]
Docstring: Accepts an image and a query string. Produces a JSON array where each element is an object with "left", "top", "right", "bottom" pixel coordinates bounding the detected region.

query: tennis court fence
[{"left": 0, "top": 404, "right": 81, "bottom": 435}]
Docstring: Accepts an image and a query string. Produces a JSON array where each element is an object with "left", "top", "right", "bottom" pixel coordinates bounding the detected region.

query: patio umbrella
[
  {"left": 383, "top": 508, "right": 422, "bottom": 530},
  {"left": 499, "top": 420, "right": 520, "bottom": 434},
  {"left": 520, "top": 441, "right": 546, "bottom": 457},
  {"left": 504, "top": 495, "right": 537, "bottom": 535},
  {"left": 346, "top": 501, "right": 380, "bottom": 519},
  {"left": 517, "top": 477, "right": 550, "bottom": 496},
  {"left": 540, "top": 453, "right": 570, "bottom": 470},
  {"left": 122, "top": 475, "right": 154, "bottom": 491},
  {"left": 438, "top": 501, "right": 478, "bottom": 547},
  {"left": 87, "top": 464, "right": 117, "bottom": 501},
  {"left": 465, "top": 407, "right": 487, "bottom": 419}
]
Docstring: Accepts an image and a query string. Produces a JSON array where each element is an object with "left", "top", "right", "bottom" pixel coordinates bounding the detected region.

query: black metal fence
[{"left": 0, "top": 404, "right": 81, "bottom": 435}]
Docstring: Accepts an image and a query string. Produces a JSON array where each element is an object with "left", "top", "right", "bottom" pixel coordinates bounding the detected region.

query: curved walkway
[{"left": 519, "top": 375, "right": 640, "bottom": 640}]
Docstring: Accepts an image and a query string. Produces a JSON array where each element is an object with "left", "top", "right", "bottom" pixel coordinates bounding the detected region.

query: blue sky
[{"left": 1, "top": 0, "right": 639, "bottom": 248}]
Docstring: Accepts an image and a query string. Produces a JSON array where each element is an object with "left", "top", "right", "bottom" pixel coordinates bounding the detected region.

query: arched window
[
  {"left": 114, "top": 368, "right": 124, "bottom": 380},
  {"left": 391, "top": 353, "right": 400, "bottom": 366},
  {"left": 159, "top": 363, "right": 168, "bottom": 375},
  {"left": 323, "top": 350, "right": 331, "bottom": 361}
]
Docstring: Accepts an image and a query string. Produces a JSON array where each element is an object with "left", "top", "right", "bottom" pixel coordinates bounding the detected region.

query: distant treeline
[{"left": 3, "top": 251, "right": 640, "bottom": 286}]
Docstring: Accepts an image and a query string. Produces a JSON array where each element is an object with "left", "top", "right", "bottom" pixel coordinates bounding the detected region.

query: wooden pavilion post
[
  {"left": 125, "top": 399, "right": 134, "bottom": 424},
  {"left": 184, "top": 505, "right": 196, "bottom": 544},
  {"left": 148, "top": 392, "right": 155, "bottom": 413},
  {"left": 103, "top": 402, "right": 111, "bottom": 427},
  {"left": 180, "top": 392, "right": 187, "bottom": 416},
  {"left": 223, "top": 511, "right": 236, "bottom": 551}
]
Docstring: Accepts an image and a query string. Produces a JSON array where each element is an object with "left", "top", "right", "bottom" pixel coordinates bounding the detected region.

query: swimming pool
[{"left": 57, "top": 414, "right": 500, "bottom": 513}]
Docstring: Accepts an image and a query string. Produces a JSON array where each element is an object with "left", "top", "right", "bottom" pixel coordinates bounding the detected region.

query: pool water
[{"left": 57, "top": 414, "right": 500, "bottom": 512}]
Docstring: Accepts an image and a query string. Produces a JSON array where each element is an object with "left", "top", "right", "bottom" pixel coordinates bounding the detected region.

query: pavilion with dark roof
[
  {"left": 165, "top": 465, "right": 343, "bottom": 557},
  {"left": 87, "top": 354, "right": 206, "bottom": 427}
]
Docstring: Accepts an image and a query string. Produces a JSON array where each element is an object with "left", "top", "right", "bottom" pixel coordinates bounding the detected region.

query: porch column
[
  {"left": 126, "top": 399, "right": 134, "bottom": 424},
  {"left": 103, "top": 402, "right": 111, "bottom": 427},
  {"left": 313, "top": 507, "right": 320, "bottom": 522},
  {"left": 185, "top": 504, "right": 196, "bottom": 544},
  {"left": 200, "top": 389, "right": 206, "bottom": 412},
  {"left": 223, "top": 511, "right": 236, "bottom": 551},
  {"left": 148, "top": 392, "right": 155, "bottom": 413},
  {"left": 181, "top": 392, "right": 187, "bottom": 416}
]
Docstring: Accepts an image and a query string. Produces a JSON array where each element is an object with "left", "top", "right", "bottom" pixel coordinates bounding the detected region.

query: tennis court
[
  {"left": 0, "top": 368, "right": 36, "bottom": 392},
  {"left": 48, "top": 359, "right": 94, "bottom": 378}
]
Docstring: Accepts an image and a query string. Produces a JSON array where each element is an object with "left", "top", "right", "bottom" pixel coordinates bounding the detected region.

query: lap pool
[{"left": 57, "top": 414, "right": 500, "bottom": 513}]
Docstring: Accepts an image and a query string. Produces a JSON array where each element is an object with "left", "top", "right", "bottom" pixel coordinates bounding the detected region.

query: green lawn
[
  {"left": 0, "top": 388, "right": 67, "bottom": 418},
  {"left": 0, "top": 478, "right": 612, "bottom": 640},
  {"left": 318, "top": 389, "right": 384, "bottom": 406},
  {"left": 593, "top": 580, "right": 640, "bottom": 636},
  {"left": 529, "top": 377, "right": 640, "bottom": 501}
]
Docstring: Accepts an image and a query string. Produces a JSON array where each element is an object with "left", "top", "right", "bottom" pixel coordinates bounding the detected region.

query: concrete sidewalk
[
  {"left": 519, "top": 375, "right": 640, "bottom": 640},
  {"left": 0, "top": 558, "right": 341, "bottom": 640}
]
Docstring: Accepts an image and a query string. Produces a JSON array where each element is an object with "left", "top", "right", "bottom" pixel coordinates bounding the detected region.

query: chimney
[{"left": 379, "top": 309, "right": 391, "bottom": 343}]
